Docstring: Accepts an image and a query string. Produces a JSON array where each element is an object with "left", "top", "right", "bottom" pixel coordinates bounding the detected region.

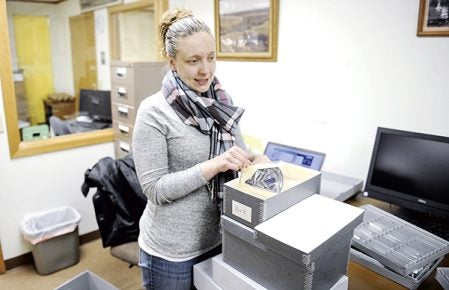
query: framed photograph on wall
[
  {"left": 417, "top": 0, "right": 449, "bottom": 36},
  {"left": 80, "top": 0, "right": 122, "bottom": 12},
  {"left": 214, "top": 0, "right": 279, "bottom": 61}
]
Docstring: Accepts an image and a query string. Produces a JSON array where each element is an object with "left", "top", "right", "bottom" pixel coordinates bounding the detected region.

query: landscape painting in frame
[{"left": 215, "top": 0, "right": 278, "bottom": 61}]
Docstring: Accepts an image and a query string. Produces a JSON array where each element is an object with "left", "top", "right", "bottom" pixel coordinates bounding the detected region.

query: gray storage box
[
  {"left": 254, "top": 194, "right": 364, "bottom": 266},
  {"left": 349, "top": 247, "right": 442, "bottom": 290},
  {"left": 222, "top": 194, "right": 363, "bottom": 290},
  {"left": 223, "top": 218, "right": 349, "bottom": 290},
  {"left": 224, "top": 162, "right": 320, "bottom": 228},
  {"left": 352, "top": 204, "right": 449, "bottom": 276},
  {"left": 32, "top": 228, "right": 80, "bottom": 275},
  {"left": 55, "top": 270, "right": 118, "bottom": 290},
  {"left": 194, "top": 254, "right": 349, "bottom": 290}
]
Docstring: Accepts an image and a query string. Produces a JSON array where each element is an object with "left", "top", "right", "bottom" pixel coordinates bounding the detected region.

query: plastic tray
[
  {"left": 349, "top": 247, "right": 442, "bottom": 289},
  {"left": 436, "top": 267, "right": 449, "bottom": 289},
  {"left": 351, "top": 204, "right": 449, "bottom": 276}
]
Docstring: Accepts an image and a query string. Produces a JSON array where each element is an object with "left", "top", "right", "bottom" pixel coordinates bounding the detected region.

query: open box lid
[{"left": 254, "top": 194, "right": 364, "bottom": 265}]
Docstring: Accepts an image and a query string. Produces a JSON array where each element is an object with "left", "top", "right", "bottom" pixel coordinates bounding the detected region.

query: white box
[
  {"left": 193, "top": 257, "right": 222, "bottom": 290},
  {"left": 55, "top": 270, "right": 118, "bottom": 290}
]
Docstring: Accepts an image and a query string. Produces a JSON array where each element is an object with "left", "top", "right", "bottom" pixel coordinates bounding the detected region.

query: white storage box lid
[{"left": 254, "top": 194, "right": 364, "bottom": 265}]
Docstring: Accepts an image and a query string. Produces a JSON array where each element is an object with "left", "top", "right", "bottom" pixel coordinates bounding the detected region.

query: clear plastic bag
[{"left": 20, "top": 206, "right": 81, "bottom": 245}]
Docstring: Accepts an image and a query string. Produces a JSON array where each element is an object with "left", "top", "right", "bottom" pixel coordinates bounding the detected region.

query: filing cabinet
[{"left": 110, "top": 61, "right": 167, "bottom": 159}]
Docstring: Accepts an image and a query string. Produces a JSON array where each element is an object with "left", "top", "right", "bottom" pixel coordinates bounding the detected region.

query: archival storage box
[
  {"left": 221, "top": 194, "right": 364, "bottom": 290},
  {"left": 193, "top": 253, "right": 349, "bottom": 290},
  {"left": 223, "top": 161, "right": 321, "bottom": 228},
  {"left": 211, "top": 254, "right": 349, "bottom": 290}
]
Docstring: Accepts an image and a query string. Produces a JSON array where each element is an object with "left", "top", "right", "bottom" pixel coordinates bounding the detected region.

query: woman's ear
[{"left": 169, "top": 57, "right": 176, "bottom": 71}]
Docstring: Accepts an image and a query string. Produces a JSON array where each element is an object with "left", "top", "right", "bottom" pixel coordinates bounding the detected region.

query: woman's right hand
[{"left": 200, "top": 146, "right": 251, "bottom": 181}]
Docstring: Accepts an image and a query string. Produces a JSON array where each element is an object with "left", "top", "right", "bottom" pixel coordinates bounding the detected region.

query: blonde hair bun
[{"left": 159, "top": 7, "right": 193, "bottom": 58}]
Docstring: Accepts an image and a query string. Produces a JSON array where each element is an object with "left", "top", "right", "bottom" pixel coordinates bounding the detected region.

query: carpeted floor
[{"left": 0, "top": 239, "right": 142, "bottom": 290}]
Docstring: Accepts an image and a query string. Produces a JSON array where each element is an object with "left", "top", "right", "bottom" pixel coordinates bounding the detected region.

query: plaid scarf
[{"left": 162, "top": 70, "right": 245, "bottom": 199}]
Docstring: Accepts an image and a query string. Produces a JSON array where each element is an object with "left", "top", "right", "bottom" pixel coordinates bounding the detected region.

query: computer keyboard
[
  {"left": 75, "top": 120, "right": 109, "bottom": 130},
  {"left": 399, "top": 215, "right": 449, "bottom": 242}
]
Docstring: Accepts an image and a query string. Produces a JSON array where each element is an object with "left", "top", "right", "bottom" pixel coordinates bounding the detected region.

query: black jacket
[{"left": 81, "top": 154, "right": 147, "bottom": 247}]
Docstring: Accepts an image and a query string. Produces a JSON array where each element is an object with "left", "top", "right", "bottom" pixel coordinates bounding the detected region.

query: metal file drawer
[
  {"left": 113, "top": 121, "right": 134, "bottom": 142},
  {"left": 114, "top": 139, "right": 131, "bottom": 160},
  {"left": 110, "top": 61, "right": 167, "bottom": 159},
  {"left": 110, "top": 64, "right": 136, "bottom": 84},
  {"left": 111, "top": 84, "right": 136, "bottom": 107},
  {"left": 110, "top": 61, "right": 166, "bottom": 93},
  {"left": 111, "top": 102, "right": 137, "bottom": 125}
]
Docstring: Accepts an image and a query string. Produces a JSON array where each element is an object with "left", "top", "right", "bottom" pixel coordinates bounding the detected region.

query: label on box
[{"left": 232, "top": 200, "right": 252, "bottom": 223}]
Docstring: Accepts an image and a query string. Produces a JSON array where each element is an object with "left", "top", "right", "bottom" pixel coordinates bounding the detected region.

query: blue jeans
[{"left": 139, "top": 245, "right": 221, "bottom": 290}]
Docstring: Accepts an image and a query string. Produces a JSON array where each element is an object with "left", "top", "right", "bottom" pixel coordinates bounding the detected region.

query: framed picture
[
  {"left": 214, "top": 0, "right": 279, "bottom": 61},
  {"left": 417, "top": 0, "right": 449, "bottom": 36},
  {"left": 80, "top": 0, "right": 122, "bottom": 12}
]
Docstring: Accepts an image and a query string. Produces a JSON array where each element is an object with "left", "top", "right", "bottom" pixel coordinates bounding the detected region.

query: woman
[{"left": 133, "top": 7, "right": 269, "bottom": 290}]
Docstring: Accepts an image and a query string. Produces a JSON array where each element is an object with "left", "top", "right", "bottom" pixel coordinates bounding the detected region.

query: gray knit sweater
[{"left": 133, "top": 91, "right": 246, "bottom": 260}]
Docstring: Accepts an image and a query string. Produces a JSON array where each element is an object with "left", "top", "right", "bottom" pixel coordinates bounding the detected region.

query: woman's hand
[{"left": 200, "top": 146, "right": 251, "bottom": 181}]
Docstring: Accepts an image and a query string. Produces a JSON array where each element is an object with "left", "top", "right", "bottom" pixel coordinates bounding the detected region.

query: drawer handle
[
  {"left": 118, "top": 124, "right": 130, "bottom": 134},
  {"left": 117, "top": 87, "right": 127, "bottom": 97},
  {"left": 115, "top": 67, "right": 127, "bottom": 78},
  {"left": 119, "top": 141, "right": 130, "bottom": 153},
  {"left": 117, "top": 105, "right": 129, "bottom": 117}
]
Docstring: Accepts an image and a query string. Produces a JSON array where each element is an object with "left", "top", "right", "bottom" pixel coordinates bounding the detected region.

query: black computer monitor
[
  {"left": 365, "top": 127, "right": 449, "bottom": 219},
  {"left": 79, "top": 89, "right": 112, "bottom": 122}
]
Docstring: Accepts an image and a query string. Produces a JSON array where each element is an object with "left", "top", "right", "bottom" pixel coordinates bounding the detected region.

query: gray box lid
[{"left": 254, "top": 194, "right": 364, "bottom": 265}]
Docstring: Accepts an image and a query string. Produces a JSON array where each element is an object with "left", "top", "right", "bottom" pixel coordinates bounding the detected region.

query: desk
[
  {"left": 346, "top": 194, "right": 449, "bottom": 290},
  {"left": 64, "top": 119, "right": 111, "bottom": 134},
  {"left": 49, "top": 116, "right": 111, "bottom": 136}
]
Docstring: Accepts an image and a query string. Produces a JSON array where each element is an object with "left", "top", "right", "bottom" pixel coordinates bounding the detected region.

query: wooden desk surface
[{"left": 346, "top": 194, "right": 448, "bottom": 290}]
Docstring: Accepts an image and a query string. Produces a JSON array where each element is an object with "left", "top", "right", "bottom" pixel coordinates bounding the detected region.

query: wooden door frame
[{"left": 0, "top": 242, "right": 5, "bottom": 273}]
